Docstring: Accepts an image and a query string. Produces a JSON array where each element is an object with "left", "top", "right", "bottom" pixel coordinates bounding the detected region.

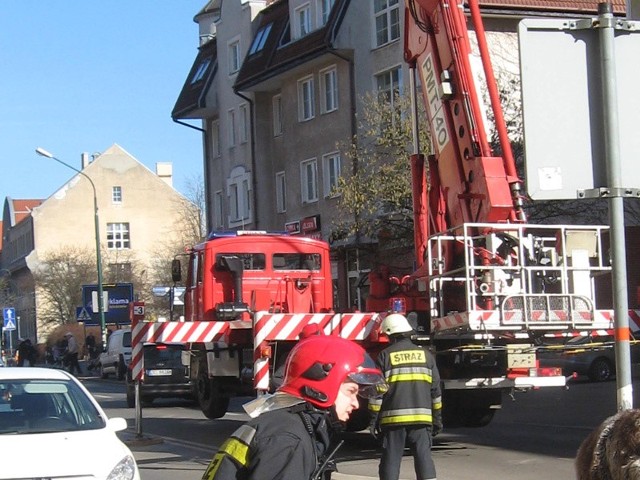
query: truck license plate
[{"left": 148, "top": 369, "right": 172, "bottom": 376}]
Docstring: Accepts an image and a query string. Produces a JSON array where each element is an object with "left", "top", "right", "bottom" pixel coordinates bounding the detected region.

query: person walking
[
  {"left": 17, "top": 338, "right": 36, "bottom": 367},
  {"left": 370, "top": 313, "right": 443, "bottom": 480},
  {"left": 64, "top": 332, "right": 82, "bottom": 376},
  {"left": 201, "top": 334, "right": 387, "bottom": 480}
]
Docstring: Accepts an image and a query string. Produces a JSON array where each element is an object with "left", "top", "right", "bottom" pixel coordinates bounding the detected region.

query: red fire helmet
[{"left": 279, "top": 335, "right": 387, "bottom": 409}]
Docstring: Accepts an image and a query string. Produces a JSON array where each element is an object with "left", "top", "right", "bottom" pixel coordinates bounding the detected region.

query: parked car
[
  {"left": 538, "top": 334, "right": 640, "bottom": 382},
  {"left": 126, "top": 342, "right": 193, "bottom": 407},
  {"left": 0, "top": 367, "right": 140, "bottom": 480},
  {"left": 99, "top": 328, "right": 132, "bottom": 380}
]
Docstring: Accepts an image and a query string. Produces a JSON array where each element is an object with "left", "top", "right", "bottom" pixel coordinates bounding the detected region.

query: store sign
[
  {"left": 285, "top": 221, "right": 300, "bottom": 235},
  {"left": 301, "top": 214, "right": 321, "bottom": 233}
]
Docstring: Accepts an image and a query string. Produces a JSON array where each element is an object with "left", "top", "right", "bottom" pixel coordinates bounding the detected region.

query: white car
[
  {"left": 0, "top": 367, "right": 140, "bottom": 480},
  {"left": 99, "top": 328, "right": 132, "bottom": 380}
]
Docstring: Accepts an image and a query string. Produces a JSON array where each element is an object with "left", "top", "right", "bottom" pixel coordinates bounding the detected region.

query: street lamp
[{"left": 35, "top": 147, "right": 107, "bottom": 351}]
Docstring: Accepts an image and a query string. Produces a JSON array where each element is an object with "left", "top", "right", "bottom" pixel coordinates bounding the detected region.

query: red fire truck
[{"left": 131, "top": 0, "right": 616, "bottom": 428}]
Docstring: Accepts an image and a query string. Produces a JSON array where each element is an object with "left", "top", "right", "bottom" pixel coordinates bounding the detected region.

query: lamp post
[{"left": 35, "top": 147, "right": 107, "bottom": 352}]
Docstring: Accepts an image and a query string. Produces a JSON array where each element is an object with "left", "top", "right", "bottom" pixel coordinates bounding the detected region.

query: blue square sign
[{"left": 3, "top": 307, "right": 16, "bottom": 331}]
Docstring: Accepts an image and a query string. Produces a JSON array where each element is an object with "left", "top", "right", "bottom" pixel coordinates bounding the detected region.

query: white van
[{"left": 98, "top": 328, "right": 132, "bottom": 380}]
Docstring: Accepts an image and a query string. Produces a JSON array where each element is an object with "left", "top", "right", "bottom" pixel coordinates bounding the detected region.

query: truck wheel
[
  {"left": 126, "top": 388, "right": 135, "bottom": 408},
  {"left": 116, "top": 356, "right": 126, "bottom": 381},
  {"left": 588, "top": 358, "right": 614, "bottom": 382},
  {"left": 462, "top": 409, "right": 495, "bottom": 428},
  {"left": 197, "top": 374, "right": 229, "bottom": 419}
]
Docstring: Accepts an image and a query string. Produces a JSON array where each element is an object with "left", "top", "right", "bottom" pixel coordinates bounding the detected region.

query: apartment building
[
  {"left": 1, "top": 144, "right": 197, "bottom": 342},
  {"left": 173, "top": 0, "right": 628, "bottom": 311}
]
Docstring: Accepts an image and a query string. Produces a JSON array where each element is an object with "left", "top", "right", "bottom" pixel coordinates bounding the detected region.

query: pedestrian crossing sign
[
  {"left": 3, "top": 307, "right": 16, "bottom": 331},
  {"left": 76, "top": 307, "right": 92, "bottom": 322}
]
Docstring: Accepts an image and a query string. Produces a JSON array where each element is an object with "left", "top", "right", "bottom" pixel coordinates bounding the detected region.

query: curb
[{"left": 120, "top": 431, "right": 164, "bottom": 448}]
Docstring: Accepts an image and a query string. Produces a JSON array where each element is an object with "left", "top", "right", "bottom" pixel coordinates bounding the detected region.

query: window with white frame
[
  {"left": 320, "top": 66, "right": 338, "bottom": 113},
  {"left": 300, "top": 158, "right": 318, "bottom": 203},
  {"left": 276, "top": 171, "right": 286, "bottom": 213},
  {"left": 106, "top": 223, "right": 130, "bottom": 250},
  {"left": 212, "top": 120, "right": 221, "bottom": 157},
  {"left": 239, "top": 104, "right": 249, "bottom": 144},
  {"left": 295, "top": 3, "right": 312, "bottom": 37},
  {"left": 318, "top": 0, "right": 335, "bottom": 26},
  {"left": 112, "top": 186, "right": 122, "bottom": 204},
  {"left": 228, "top": 38, "right": 241, "bottom": 74},
  {"left": 214, "top": 190, "right": 224, "bottom": 228},
  {"left": 228, "top": 109, "right": 236, "bottom": 147},
  {"left": 227, "top": 166, "right": 252, "bottom": 224},
  {"left": 323, "top": 152, "right": 342, "bottom": 197},
  {"left": 375, "top": 66, "right": 402, "bottom": 106},
  {"left": 298, "top": 75, "right": 315, "bottom": 122},
  {"left": 374, "top": 0, "right": 400, "bottom": 47},
  {"left": 272, "top": 94, "right": 283, "bottom": 136}
]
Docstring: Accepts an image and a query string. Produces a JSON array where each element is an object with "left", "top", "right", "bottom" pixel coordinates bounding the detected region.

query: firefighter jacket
[
  {"left": 201, "top": 403, "right": 334, "bottom": 480},
  {"left": 370, "top": 337, "right": 442, "bottom": 430}
]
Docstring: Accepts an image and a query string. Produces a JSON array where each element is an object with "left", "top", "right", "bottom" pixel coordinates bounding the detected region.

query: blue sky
[{"left": 0, "top": 1, "right": 207, "bottom": 200}]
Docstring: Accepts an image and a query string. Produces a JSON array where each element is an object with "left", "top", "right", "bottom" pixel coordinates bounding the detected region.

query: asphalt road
[{"left": 86, "top": 376, "right": 638, "bottom": 480}]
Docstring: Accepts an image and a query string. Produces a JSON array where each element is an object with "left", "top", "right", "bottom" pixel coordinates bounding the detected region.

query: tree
[
  {"left": 330, "top": 91, "right": 430, "bottom": 248},
  {"left": 32, "top": 246, "right": 97, "bottom": 327}
]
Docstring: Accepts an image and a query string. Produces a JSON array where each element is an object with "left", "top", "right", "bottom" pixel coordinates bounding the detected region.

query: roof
[
  {"left": 233, "top": 0, "right": 627, "bottom": 92},
  {"left": 172, "top": 38, "right": 218, "bottom": 120},
  {"left": 4, "top": 198, "right": 44, "bottom": 227},
  {"left": 475, "top": 0, "right": 627, "bottom": 14},
  {"left": 234, "top": 0, "right": 350, "bottom": 92}
]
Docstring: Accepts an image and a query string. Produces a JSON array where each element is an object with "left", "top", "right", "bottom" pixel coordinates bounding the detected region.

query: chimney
[
  {"left": 156, "top": 162, "right": 173, "bottom": 187},
  {"left": 81, "top": 152, "right": 90, "bottom": 169}
]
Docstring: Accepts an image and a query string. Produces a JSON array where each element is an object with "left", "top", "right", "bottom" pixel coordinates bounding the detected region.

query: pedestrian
[
  {"left": 201, "top": 335, "right": 387, "bottom": 480},
  {"left": 17, "top": 338, "right": 36, "bottom": 367},
  {"left": 64, "top": 332, "right": 82, "bottom": 376},
  {"left": 369, "top": 313, "right": 443, "bottom": 480}
]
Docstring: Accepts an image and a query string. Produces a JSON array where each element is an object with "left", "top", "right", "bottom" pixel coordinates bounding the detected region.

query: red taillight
[{"left": 155, "top": 345, "right": 167, "bottom": 350}]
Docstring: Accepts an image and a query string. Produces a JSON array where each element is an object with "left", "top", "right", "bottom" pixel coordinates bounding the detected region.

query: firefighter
[
  {"left": 201, "top": 335, "right": 387, "bottom": 480},
  {"left": 370, "top": 313, "right": 442, "bottom": 480}
]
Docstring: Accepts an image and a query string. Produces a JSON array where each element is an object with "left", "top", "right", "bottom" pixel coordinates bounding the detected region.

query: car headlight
[{"left": 107, "top": 455, "right": 138, "bottom": 480}]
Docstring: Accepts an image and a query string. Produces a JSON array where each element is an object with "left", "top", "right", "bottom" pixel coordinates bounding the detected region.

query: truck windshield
[{"left": 272, "top": 253, "right": 321, "bottom": 271}]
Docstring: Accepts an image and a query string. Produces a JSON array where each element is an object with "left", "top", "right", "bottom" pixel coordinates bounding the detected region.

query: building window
[
  {"left": 300, "top": 158, "right": 318, "bottom": 203},
  {"left": 190, "top": 58, "right": 211, "bottom": 84},
  {"left": 276, "top": 171, "right": 286, "bottom": 213},
  {"left": 212, "top": 120, "right": 221, "bottom": 157},
  {"left": 374, "top": 0, "right": 400, "bottom": 47},
  {"left": 112, "top": 186, "right": 122, "bottom": 204},
  {"left": 320, "top": 66, "right": 338, "bottom": 114},
  {"left": 239, "top": 103, "right": 249, "bottom": 144},
  {"left": 228, "top": 38, "right": 241, "bottom": 74},
  {"left": 375, "top": 66, "right": 402, "bottom": 106},
  {"left": 228, "top": 109, "right": 236, "bottom": 147},
  {"left": 298, "top": 75, "right": 315, "bottom": 122},
  {"left": 106, "top": 223, "right": 130, "bottom": 250},
  {"left": 214, "top": 190, "right": 224, "bottom": 228},
  {"left": 249, "top": 23, "right": 273, "bottom": 55},
  {"left": 272, "top": 94, "right": 283, "bottom": 136},
  {"left": 295, "top": 3, "right": 312, "bottom": 37},
  {"left": 318, "top": 0, "right": 335, "bottom": 26},
  {"left": 227, "top": 166, "right": 252, "bottom": 225},
  {"left": 323, "top": 152, "right": 342, "bottom": 197}
]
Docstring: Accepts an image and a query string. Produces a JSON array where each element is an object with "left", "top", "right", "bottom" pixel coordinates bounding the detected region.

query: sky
[{"left": 0, "top": 1, "right": 207, "bottom": 201}]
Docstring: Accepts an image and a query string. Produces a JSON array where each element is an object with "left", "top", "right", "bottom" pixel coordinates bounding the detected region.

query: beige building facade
[{"left": 1, "top": 144, "right": 197, "bottom": 343}]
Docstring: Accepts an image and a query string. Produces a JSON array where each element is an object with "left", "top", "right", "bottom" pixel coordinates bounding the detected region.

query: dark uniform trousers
[{"left": 380, "top": 425, "right": 435, "bottom": 480}]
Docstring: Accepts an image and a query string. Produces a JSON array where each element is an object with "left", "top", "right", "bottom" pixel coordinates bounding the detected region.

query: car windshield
[{"left": 0, "top": 379, "right": 105, "bottom": 434}]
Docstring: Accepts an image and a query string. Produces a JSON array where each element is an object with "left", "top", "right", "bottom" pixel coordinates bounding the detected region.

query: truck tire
[
  {"left": 588, "top": 357, "right": 614, "bottom": 382},
  {"left": 117, "top": 356, "right": 126, "bottom": 381},
  {"left": 197, "top": 373, "right": 229, "bottom": 419}
]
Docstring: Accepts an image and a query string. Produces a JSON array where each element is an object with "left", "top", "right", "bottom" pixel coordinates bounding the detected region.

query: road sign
[
  {"left": 76, "top": 307, "right": 92, "bottom": 322},
  {"left": 3, "top": 307, "right": 16, "bottom": 331}
]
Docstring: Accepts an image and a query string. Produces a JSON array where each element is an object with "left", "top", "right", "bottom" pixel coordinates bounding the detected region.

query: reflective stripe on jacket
[{"left": 373, "top": 337, "right": 442, "bottom": 429}]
